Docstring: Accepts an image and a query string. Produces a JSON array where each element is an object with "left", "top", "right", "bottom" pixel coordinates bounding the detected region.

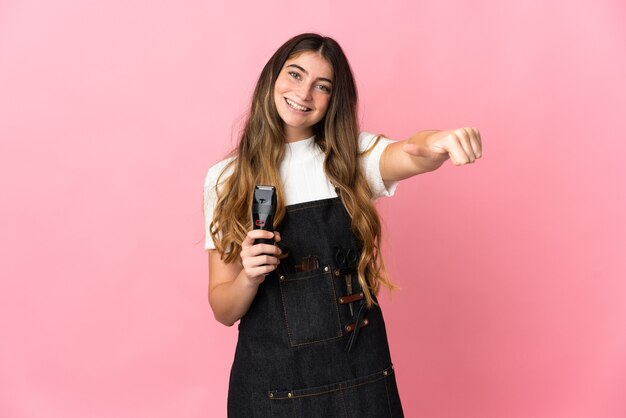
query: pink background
[{"left": 1, "top": 1, "right": 625, "bottom": 417}]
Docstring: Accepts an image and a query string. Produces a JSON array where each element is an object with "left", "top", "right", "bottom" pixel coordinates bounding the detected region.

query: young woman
[{"left": 204, "top": 33, "right": 482, "bottom": 417}]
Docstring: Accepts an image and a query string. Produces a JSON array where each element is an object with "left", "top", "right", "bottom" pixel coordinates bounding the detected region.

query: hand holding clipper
[
  {"left": 240, "top": 228, "right": 282, "bottom": 284},
  {"left": 252, "top": 185, "right": 277, "bottom": 246}
]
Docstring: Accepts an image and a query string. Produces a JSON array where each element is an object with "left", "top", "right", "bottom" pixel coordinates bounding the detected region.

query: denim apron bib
[{"left": 227, "top": 195, "right": 404, "bottom": 417}]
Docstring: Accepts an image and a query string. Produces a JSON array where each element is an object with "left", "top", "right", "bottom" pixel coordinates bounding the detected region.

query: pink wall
[{"left": 1, "top": 1, "right": 625, "bottom": 417}]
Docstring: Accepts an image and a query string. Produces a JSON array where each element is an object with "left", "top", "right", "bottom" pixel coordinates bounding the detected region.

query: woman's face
[{"left": 273, "top": 51, "right": 333, "bottom": 142}]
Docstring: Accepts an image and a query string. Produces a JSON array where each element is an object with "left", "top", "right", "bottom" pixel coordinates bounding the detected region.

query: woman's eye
[
  {"left": 288, "top": 71, "right": 300, "bottom": 79},
  {"left": 317, "top": 84, "right": 331, "bottom": 93}
]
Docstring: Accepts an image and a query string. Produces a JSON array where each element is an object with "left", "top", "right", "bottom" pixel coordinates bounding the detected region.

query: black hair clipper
[{"left": 252, "top": 185, "right": 277, "bottom": 245}]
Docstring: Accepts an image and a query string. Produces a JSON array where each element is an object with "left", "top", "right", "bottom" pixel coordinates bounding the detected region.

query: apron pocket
[
  {"left": 268, "top": 364, "right": 398, "bottom": 417},
  {"left": 278, "top": 264, "right": 342, "bottom": 347}
]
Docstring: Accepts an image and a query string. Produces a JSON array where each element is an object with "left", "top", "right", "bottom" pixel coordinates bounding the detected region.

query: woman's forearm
[
  {"left": 380, "top": 127, "right": 482, "bottom": 181},
  {"left": 380, "top": 130, "right": 444, "bottom": 182},
  {"left": 209, "top": 269, "right": 259, "bottom": 327}
]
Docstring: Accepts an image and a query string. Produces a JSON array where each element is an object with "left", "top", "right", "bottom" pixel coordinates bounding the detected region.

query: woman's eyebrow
[{"left": 286, "top": 64, "right": 333, "bottom": 84}]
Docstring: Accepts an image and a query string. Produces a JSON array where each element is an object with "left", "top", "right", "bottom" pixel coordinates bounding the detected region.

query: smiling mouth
[{"left": 285, "top": 97, "right": 312, "bottom": 112}]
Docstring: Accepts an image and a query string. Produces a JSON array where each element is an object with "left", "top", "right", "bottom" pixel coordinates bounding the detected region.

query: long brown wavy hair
[{"left": 208, "top": 33, "right": 400, "bottom": 308}]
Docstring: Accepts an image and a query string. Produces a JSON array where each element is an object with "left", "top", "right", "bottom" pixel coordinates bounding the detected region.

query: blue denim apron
[{"left": 227, "top": 195, "right": 404, "bottom": 417}]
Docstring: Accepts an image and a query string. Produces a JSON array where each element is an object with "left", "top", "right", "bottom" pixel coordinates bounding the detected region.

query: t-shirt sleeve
[
  {"left": 203, "top": 158, "right": 234, "bottom": 251},
  {"left": 359, "top": 131, "right": 400, "bottom": 199}
]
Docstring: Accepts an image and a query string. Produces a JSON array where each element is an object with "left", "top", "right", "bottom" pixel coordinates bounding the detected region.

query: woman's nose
[{"left": 295, "top": 84, "right": 313, "bottom": 101}]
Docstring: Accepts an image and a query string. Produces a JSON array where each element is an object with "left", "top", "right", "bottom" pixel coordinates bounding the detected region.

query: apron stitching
[
  {"left": 277, "top": 275, "right": 295, "bottom": 345},
  {"left": 281, "top": 269, "right": 331, "bottom": 281},
  {"left": 384, "top": 373, "right": 393, "bottom": 417},
  {"left": 290, "top": 335, "right": 343, "bottom": 347},
  {"left": 339, "top": 383, "right": 348, "bottom": 418},
  {"left": 285, "top": 197, "right": 341, "bottom": 213},
  {"left": 329, "top": 265, "right": 344, "bottom": 338},
  {"left": 292, "top": 397, "right": 298, "bottom": 417},
  {"left": 270, "top": 373, "right": 389, "bottom": 399},
  {"left": 286, "top": 201, "right": 340, "bottom": 213}
]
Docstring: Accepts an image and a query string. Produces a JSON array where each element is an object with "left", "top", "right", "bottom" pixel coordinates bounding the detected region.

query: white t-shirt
[{"left": 203, "top": 131, "right": 399, "bottom": 250}]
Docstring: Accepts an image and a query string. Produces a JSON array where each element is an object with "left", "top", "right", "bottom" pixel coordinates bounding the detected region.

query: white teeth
[{"left": 286, "top": 98, "right": 310, "bottom": 112}]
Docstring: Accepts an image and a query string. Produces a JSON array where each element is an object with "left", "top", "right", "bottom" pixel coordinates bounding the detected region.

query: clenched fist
[{"left": 402, "top": 127, "right": 482, "bottom": 166}]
